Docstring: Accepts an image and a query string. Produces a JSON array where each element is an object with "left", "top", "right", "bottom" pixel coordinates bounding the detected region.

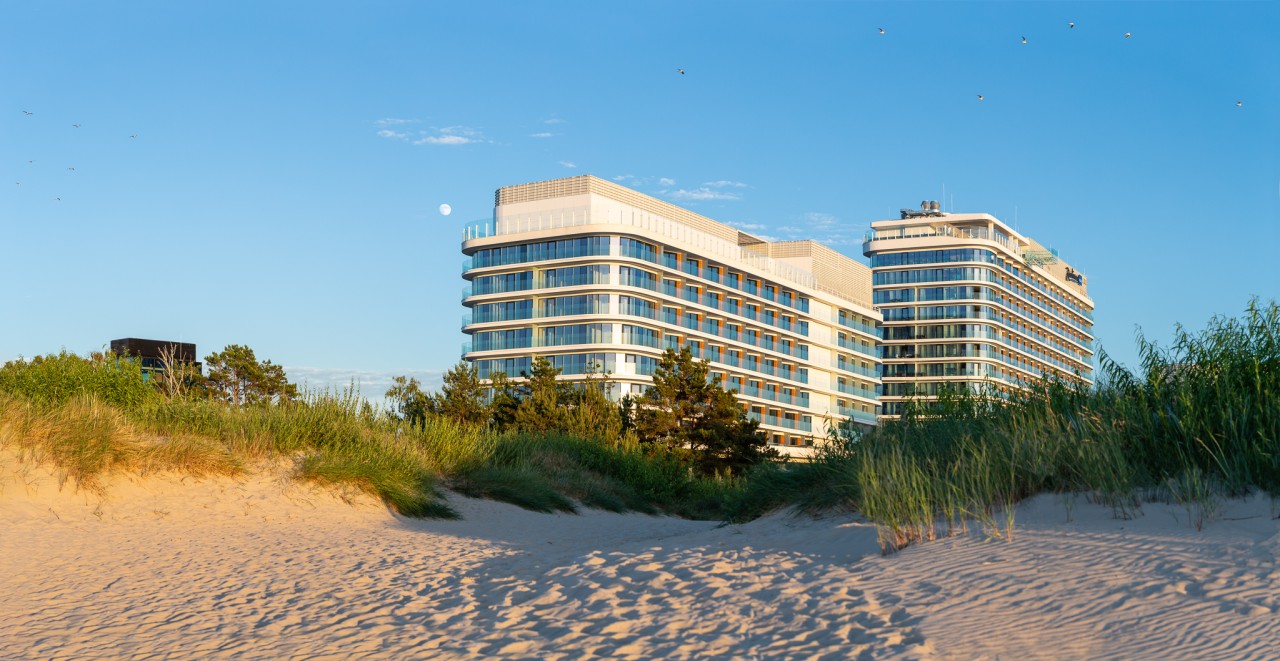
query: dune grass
[
  {"left": 4, "top": 301, "right": 1273, "bottom": 536},
  {"left": 0, "top": 394, "right": 244, "bottom": 495},
  {"left": 0, "top": 360, "right": 737, "bottom": 519},
  {"left": 731, "top": 299, "right": 1279, "bottom": 551}
]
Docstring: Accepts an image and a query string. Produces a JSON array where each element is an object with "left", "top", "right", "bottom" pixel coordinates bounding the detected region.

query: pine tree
[
  {"left": 634, "top": 346, "right": 777, "bottom": 474},
  {"left": 435, "top": 361, "right": 489, "bottom": 425},
  {"left": 203, "top": 345, "right": 298, "bottom": 406},
  {"left": 385, "top": 375, "right": 433, "bottom": 426},
  {"left": 513, "top": 355, "right": 570, "bottom": 433}
]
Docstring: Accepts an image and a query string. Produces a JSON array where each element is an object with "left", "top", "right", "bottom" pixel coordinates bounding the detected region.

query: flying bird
[
  {"left": 130, "top": 133, "right": 138, "bottom": 139},
  {"left": 53, "top": 197, "right": 60, "bottom": 202},
  {"left": 677, "top": 68, "right": 685, "bottom": 75},
  {"left": 72, "top": 124, "right": 80, "bottom": 128},
  {"left": 22, "top": 110, "right": 33, "bottom": 116},
  {"left": 1125, "top": 32, "right": 1131, "bottom": 38},
  {"left": 67, "top": 167, "right": 75, "bottom": 171},
  {"left": 1237, "top": 101, "right": 1243, "bottom": 107},
  {"left": 878, "top": 27, "right": 885, "bottom": 34},
  {"left": 977, "top": 94, "right": 984, "bottom": 101},
  {"left": 1021, "top": 36, "right": 1027, "bottom": 44},
  {"left": 1069, "top": 22, "right": 1075, "bottom": 29}
]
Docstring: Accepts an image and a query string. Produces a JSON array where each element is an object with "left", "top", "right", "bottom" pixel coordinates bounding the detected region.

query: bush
[{"left": 0, "top": 351, "right": 155, "bottom": 409}]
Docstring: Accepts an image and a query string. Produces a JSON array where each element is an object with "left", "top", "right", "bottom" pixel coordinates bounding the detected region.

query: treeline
[
  {"left": 4, "top": 300, "right": 1272, "bottom": 547},
  {"left": 0, "top": 344, "right": 299, "bottom": 408},
  {"left": 0, "top": 345, "right": 749, "bottom": 519},
  {"left": 386, "top": 347, "right": 778, "bottom": 476}
]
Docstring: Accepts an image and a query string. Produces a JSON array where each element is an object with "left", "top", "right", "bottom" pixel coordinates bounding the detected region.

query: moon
[{"left": 439, "top": 203, "right": 452, "bottom": 216}]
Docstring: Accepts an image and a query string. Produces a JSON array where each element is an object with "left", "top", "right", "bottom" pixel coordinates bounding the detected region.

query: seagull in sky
[
  {"left": 977, "top": 94, "right": 984, "bottom": 101},
  {"left": 72, "top": 124, "right": 81, "bottom": 128},
  {"left": 677, "top": 68, "right": 685, "bottom": 75},
  {"left": 1236, "top": 101, "right": 1243, "bottom": 107},
  {"left": 67, "top": 167, "right": 75, "bottom": 171},
  {"left": 53, "top": 197, "right": 60, "bottom": 202},
  {"left": 1125, "top": 32, "right": 1132, "bottom": 38},
  {"left": 23, "top": 110, "right": 33, "bottom": 116},
  {"left": 878, "top": 27, "right": 885, "bottom": 34},
  {"left": 1069, "top": 22, "right": 1075, "bottom": 29},
  {"left": 1021, "top": 36, "right": 1027, "bottom": 44},
  {"left": 130, "top": 133, "right": 138, "bottom": 139}
]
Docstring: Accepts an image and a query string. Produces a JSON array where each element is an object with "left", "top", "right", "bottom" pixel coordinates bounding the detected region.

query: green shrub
[{"left": 0, "top": 351, "right": 155, "bottom": 409}]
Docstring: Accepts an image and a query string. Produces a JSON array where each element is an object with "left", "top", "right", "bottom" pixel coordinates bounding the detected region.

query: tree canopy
[
  {"left": 203, "top": 344, "right": 298, "bottom": 406},
  {"left": 633, "top": 347, "right": 777, "bottom": 474}
]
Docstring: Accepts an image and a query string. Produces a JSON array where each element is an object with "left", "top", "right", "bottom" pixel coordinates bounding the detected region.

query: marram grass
[
  {"left": 2, "top": 300, "right": 1274, "bottom": 538},
  {"left": 729, "top": 298, "right": 1279, "bottom": 552},
  {"left": 0, "top": 367, "right": 737, "bottom": 519}
]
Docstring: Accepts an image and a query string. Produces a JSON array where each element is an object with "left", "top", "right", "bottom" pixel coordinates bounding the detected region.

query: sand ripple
[{"left": 3, "top": 459, "right": 1277, "bottom": 659}]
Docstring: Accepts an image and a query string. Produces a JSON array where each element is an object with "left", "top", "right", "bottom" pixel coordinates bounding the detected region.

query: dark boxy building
[{"left": 109, "top": 338, "right": 201, "bottom": 376}]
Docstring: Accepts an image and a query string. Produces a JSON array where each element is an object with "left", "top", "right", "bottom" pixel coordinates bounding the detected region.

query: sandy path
[{"left": 2, "top": 458, "right": 1278, "bottom": 659}]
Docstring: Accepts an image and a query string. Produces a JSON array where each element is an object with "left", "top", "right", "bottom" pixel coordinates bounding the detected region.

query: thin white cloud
[
  {"left": 530, "top": 132, "right": 554, "bottom": 138},
  {"left": 286, "top": 367, "right": 445, "bottom": 403},
  {"left": 415, "top": 134, "right": 472, "bottom": 145},
  {"left": 375, "top": 118, "right": 418, "bottom": 126},
  {"left": 377, "top": 129, "right": 408, "bottom": 139},
  {"left": 671, "top": 187, "right": 742, "bottom": 201},
  {"left": 559, "top": 161, "right": 577, "bottom": 168},
  {"left": 703, "top": 180, "right": 748, "bottom": 188},
  {"left": 724, "top": 220, "right": 777, "bottom": 241},
  {"left": 544, "top": 118, "right": 566, "bottom": 125},
  {"left": 411, "top": 125, "right": 489, "bottom": 146},
  {"left": 613, "top": 174, "right": 678, "bottom": 188},
  {"left": 776, "top": 212, "right": 867, "bottom": 247}
]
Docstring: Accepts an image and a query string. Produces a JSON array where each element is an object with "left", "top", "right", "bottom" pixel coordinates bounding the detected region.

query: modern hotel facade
[
  {"left": 461, "top": 175, "right": 882, "bottom": 455},
  {"left": 863, "top": 203, "right": 1095, "bottom": 417}
]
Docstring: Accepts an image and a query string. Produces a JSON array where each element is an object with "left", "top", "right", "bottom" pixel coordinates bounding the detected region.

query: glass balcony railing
[
  {"left": 834, "top": 359, "right": 878, "bottom": 379},
  {"left": 836, "top": 381, "right": 878, "bottom": 400},
  {"left": 837, "top": 406, "right": 878, "bottom": 424},
  {"left": 461, "top": 219, "right": 495, "bottom": 241},
  {"left": 835, "top": 314, "right": 879, "bottom": 337},
  {"left": 748, "top": 411, "right": 812, "bottom": 433}
]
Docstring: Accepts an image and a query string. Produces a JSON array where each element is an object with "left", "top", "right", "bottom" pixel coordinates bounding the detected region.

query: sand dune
[{"left": 2, "top": 455, "right": 1277, "bottom": 659}]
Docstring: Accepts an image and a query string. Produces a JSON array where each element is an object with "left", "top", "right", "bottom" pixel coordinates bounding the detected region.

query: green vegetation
[
  {"left": 385, "top": 348, "right": 775, "bottom": 477},
  {"left": 203, "top": 344, "right": 299, "bottom": 405},
  {"left": 631, "top": 346, "right": 779, "bottom": 475},
  {"left": 730, "top": 298, "right": 1279, "bottom": 552},
  {"left": 0, "top": 346, "right": 738, "bottom": 519},
  {"left": 2, "top": 300, "right": 1274, "bottom": 542}
]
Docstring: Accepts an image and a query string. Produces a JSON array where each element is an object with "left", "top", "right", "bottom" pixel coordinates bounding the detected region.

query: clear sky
[{"left": 3, "top": 1, "right": 1277, "bottom": 395}]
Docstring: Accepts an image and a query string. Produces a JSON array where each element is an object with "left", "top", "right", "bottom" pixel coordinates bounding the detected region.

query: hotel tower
[
  {"left": 461, "top": 175, "right": 882, "bottom": 455},
  {"left": 863, "top": 202, "right": 1095, "bottom": 417}
]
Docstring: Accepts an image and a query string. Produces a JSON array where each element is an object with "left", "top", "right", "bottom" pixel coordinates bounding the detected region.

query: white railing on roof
[{"left": 864, "top": 224, "right": 1023, "bottom": 259}]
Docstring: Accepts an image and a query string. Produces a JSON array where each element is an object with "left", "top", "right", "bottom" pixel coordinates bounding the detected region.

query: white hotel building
[
  {"left": 461, "top": 175, "right": 882, "bottom": 455},
  {"left": 863, "top": 202, "right": 1095, "bottom": 417}
]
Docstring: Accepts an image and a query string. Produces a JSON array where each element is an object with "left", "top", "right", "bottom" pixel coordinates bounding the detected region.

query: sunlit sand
[{"left": 3, "top": 454, "right": 1277, "bottom": 659}]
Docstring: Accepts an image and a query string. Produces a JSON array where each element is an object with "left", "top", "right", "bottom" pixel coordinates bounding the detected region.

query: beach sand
[{"left": 3, "top": 454, "right": 1278, "bottom": 659}]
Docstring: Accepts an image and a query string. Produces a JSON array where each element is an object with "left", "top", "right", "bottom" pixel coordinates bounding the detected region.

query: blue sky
[{"left": 3, "top": 1, "right": 1277, "bottom": 394}]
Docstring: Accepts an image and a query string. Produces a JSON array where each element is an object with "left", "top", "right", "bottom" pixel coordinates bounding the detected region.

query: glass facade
[
  {"left": 865, "top": 218, "right": 1095, "bottom": 417},
  {"left": 463, "top": 221, "right": 882, "bottom": 452}
]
